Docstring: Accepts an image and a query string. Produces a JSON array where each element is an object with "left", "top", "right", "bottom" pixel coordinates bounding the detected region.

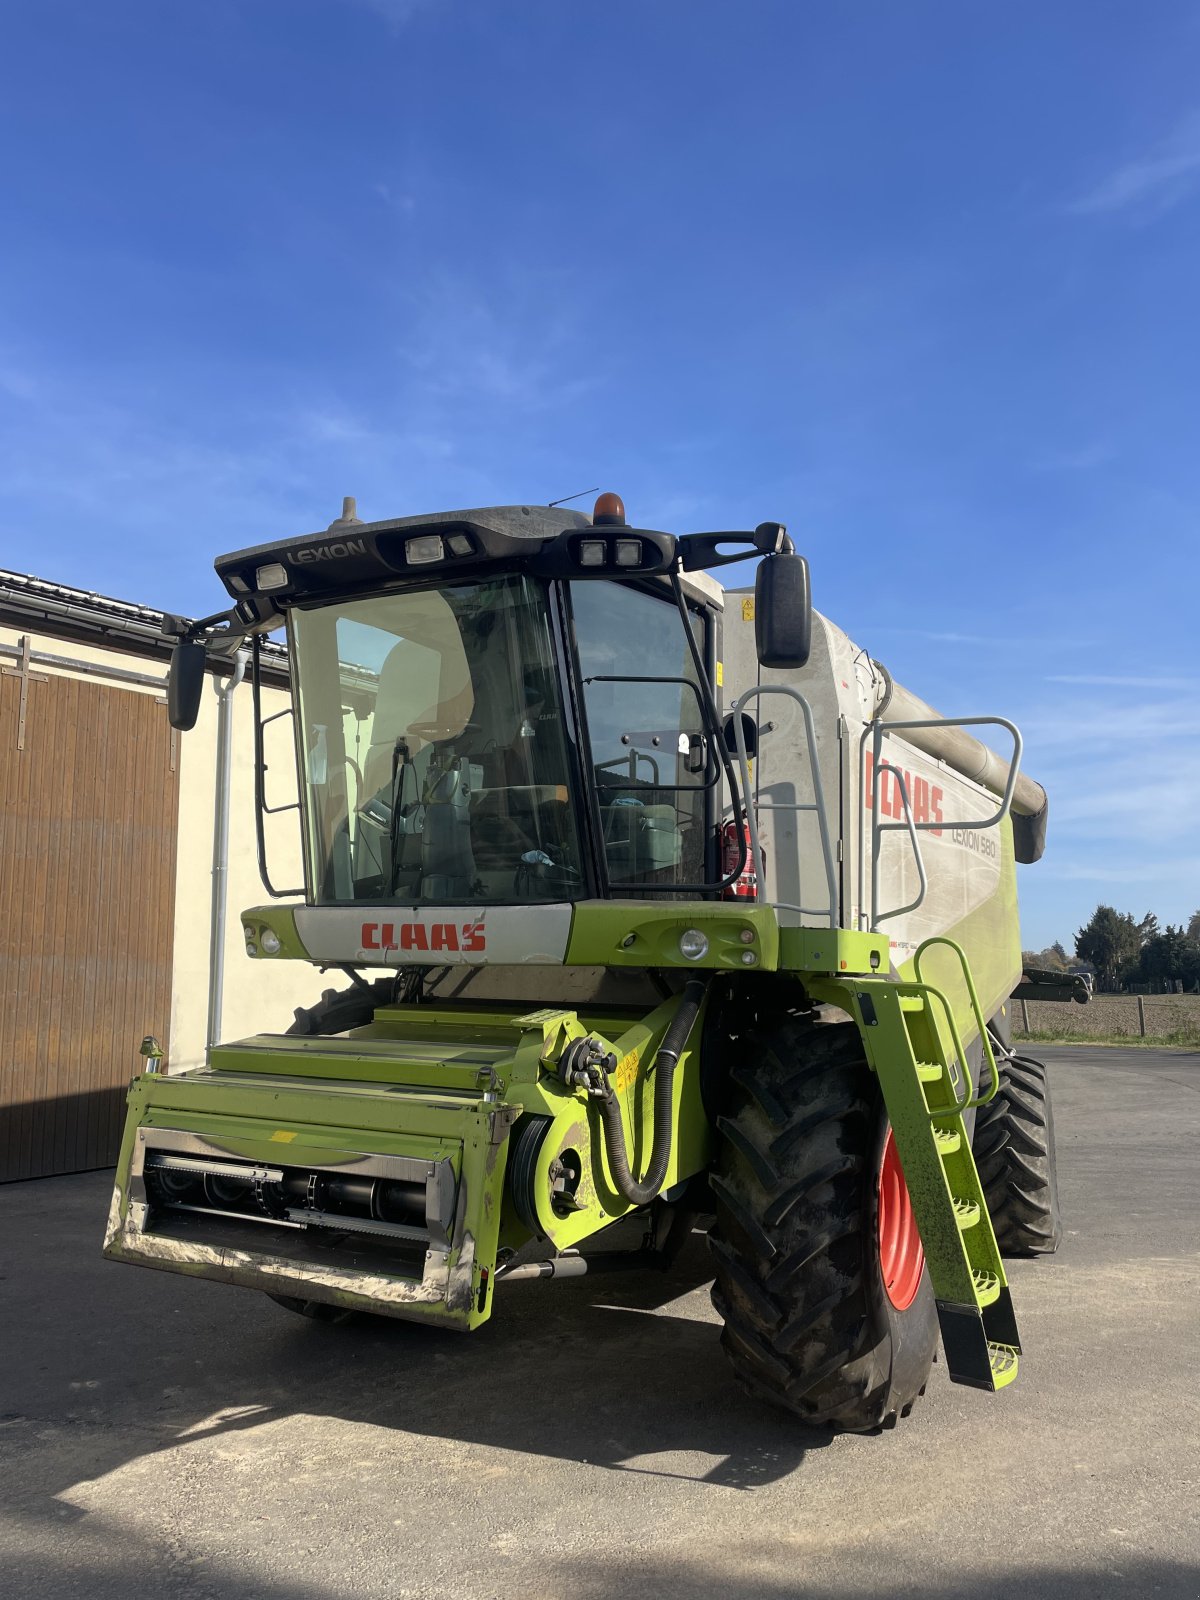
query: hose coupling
[{"left": 558, "top": 1035, "right": 617, "bottom": 1097}]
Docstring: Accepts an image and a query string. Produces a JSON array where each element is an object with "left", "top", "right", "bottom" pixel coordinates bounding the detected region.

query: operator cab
[{"left": 169, "top": 494, "right": 811, "bottom": 908}]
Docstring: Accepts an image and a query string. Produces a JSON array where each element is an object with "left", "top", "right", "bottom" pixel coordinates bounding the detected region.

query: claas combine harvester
[{"left": 105, "top": 492, "right": 1061, "bottom": 1432}]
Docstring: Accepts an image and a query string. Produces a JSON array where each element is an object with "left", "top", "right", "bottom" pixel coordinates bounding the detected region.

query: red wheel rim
[{"left": 878, "top": 1128, "right": 924, "bottom": 1311}]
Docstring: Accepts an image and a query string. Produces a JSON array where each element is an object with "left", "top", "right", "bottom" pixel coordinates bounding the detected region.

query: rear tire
[
  {"left": 709, "top": 1011, "right": 937, "bottom": 1431},
  {"left": 972, "top": 1050, "right": 1062, "bottom": 1256}
]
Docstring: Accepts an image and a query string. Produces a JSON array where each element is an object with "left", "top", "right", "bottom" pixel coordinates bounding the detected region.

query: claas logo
[
  {"left": 864, "top": 753, "right": 943, "bottom": 838},
  {"left": 360, "top": 922, "right": 486, "bottom": 953}
]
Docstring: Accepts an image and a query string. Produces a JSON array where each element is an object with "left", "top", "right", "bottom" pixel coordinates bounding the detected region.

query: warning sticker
[
  {"left": 614, "top": 1049, "right": 641, "bottom": 1094},
  {"left": 741, "top": 597, "right": 755, "bottom": 621}
]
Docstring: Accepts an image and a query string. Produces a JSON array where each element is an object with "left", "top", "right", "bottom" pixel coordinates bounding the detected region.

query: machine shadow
[
  {"left": 4, "top": 1179, "right": 826, "bottom": 1531},
  {"left": 254, "top": 1231, "right": 829, "bottom": 1489}
]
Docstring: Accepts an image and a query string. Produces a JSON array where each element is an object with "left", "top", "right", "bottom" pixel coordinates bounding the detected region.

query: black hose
[{"left": 596, "top": 979, "right": 708, "bottom": 1207}]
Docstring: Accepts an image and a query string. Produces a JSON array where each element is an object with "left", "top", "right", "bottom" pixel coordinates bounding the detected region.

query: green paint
[
  {"left": 777, "top": 925, "right": 889, "bottom": 975},
  {"left": 566, "top": 899, "right": 779, "bottom": 970},
  {"left": 240, "top": 905, "right": 309, "bottom": 961},
  {"left": 104, "top": 988, "right": 712, "bottom": 1332}
]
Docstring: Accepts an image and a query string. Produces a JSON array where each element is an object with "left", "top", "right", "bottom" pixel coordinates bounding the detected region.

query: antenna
[{"left": 548, "top": 486, "right": 601, "bottom": 508}]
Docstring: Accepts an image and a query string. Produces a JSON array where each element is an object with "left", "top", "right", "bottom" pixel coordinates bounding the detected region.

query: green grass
[{"left": 1013, "top": 1026, "right": 1200, "bottom": 1049}]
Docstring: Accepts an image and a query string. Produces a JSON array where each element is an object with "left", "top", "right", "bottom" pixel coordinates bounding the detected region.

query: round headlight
[
  {"left": 260, "top": 928, "right": 282, "bottom": 956},
  {"left": 679, "top": 929, "right": 709, "bottom": 961}
]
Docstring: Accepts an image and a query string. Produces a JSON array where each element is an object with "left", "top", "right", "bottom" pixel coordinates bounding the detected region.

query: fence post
[
  {"left": 1020, "top": 997, "right": 1029, "bottom": 1033},
  {"left": 1137, "top": 996, "right": 1146, "bottom": 1038}
]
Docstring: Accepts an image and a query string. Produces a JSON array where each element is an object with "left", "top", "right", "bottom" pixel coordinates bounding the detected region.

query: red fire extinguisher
[{"left": 720, "top": 818, "right": 761, "bottom": 900}]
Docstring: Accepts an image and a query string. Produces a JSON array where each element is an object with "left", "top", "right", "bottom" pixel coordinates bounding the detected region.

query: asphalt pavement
[{"left": 1, "top": 1045, "right": 1197, "bottom": 1599}]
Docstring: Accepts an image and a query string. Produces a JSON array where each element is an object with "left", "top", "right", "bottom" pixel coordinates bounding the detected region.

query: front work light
[
  {"left": 256, "top": 563, "right": 289, "bottom": 592},
  {"left": 406, "top": 534, "right": 444, "bottom": 565},
  {"left": 614, "top": 539, "right": 641, "bottom": 568},
  {"left": 679, "top": 929, "right": 709, "bottom": 961},
  {"left": 446, "top": 533, "right": 473, "bottom": 556},
  {"left": 578, "top": 540, "right": 607, "bottom": 567}
]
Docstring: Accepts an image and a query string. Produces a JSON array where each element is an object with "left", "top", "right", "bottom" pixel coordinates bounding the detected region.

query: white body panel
[
  {"left": 722, "top": 602, "right": 1010, "bottom": 969},
  {"left": 293, "top": 903, "right": 573, "bottom": 967}
]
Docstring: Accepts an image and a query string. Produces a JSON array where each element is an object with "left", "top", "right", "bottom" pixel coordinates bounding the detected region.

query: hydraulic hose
[{"left": 596, "top": 979, "right": 708, "bottom": 1207}]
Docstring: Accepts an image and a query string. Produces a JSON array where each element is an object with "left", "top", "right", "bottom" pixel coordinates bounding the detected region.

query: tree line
[{"left": 1023, "top": 907, "right": 1200, "bottom": 994}]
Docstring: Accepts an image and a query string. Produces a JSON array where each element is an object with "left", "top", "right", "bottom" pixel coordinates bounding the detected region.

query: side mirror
[
  {"left": 755, "top": 552, "right": 812, "bottom": 669},
  {"left": 167, "top": 641, "right": 207, "bottom": 731}
]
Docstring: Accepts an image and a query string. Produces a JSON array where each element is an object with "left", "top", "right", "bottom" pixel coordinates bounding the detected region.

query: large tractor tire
[
  {"left": 971, "top": 1050, "right": 1062, "bottom": 1256},
  {"left": 285, "top": 976, "right": 397, "bottom": 1037},
  {"left": 268, "top": 1293, "right": 357, "bottom": 1325},
  {"left": 709, "top": 1012, "right": 937, "bottom": 1431}
]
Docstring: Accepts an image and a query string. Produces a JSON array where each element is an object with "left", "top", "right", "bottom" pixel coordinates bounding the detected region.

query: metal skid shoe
[{"left": 814, "top": 937, "right": 1021, "bottom": 1394}]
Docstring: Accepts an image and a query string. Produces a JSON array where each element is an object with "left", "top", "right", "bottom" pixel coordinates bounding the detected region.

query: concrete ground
[{"left": 1, "top": 1045, "right": 1197, "bottom": 1600}]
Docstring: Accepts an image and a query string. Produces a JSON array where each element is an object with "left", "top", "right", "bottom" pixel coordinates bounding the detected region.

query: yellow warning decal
[
  {"left": 614, "top": 1049, "right": 641, "bottom": 1095},
  {"left": 741, "top": 597, "right": 755, "bottom": 621},
  {"left": 269, "top": 1130, "right": 297, "bottom": 1143},
  {"left": 715, "top": 661, "right": 724, "bottom": 686}
]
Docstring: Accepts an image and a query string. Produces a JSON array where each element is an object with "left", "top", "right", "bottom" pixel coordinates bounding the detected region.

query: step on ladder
[{"left": 827, "top": 937, "right": 1021, "bottom": 1392}]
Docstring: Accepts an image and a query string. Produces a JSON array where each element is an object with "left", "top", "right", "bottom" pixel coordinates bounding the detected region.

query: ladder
[{"left": 816, "top": 936, "right": 1021, "bottom": 1392}]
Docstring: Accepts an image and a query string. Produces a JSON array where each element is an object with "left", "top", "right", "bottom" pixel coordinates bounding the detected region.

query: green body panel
[
  {"left": 104, "top": 988, "right": 712, "bottom": 1329},
  {"left": 560, "top": 900, "right": 781, "bottom": 970},
  {"left": 494, "top": 991, "right": 713, "bottom": 1252},
  {"left": 777, "top": 925, "right": 889, "bottom": 975},
  {"left": 241, "top": 905, "right": 307, "bottom": 960},
  {"left": 104, "top": 1065, "right": 509, "bottom": 1331}
]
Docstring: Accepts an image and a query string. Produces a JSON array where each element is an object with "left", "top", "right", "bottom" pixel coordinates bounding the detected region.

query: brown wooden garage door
[{"left": 0, "top": 664, "right": 178, "bottom": 1181}]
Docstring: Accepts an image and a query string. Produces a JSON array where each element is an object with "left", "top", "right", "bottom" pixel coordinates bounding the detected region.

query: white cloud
[
  {"left": 1046, "top": 674, "right": 1200, "bottom": 690},
  {"left": 1068, "top": 110, "right": 1200, "bottom": 219},
  {"left": 1041, "top": 859, "right": 1200, "bottom": 885}
]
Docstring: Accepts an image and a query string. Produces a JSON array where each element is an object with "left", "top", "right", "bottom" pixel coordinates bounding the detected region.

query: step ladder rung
[
  {"left": 952, "top": 1196, "right": 981, "bottom": 1230},
  {"left": 989, "top": 1343, "right": 1020, "bottom": 1389},
  {"left": 916, "top": 1061, "right": 943, "bottom": 1083},
  {"left": 972, "top": 1268, "right": 1001, "bottom": 1306},
  {"left": 899, "top": 995, "right": 927, "bottom": 1013},
  {"left": 933, "top": 1127, "right": 961, "bottom": 1155}
]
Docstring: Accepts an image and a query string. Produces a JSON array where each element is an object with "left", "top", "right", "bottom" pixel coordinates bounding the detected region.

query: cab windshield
[{"left": 291, "top": 575, "right": 583, "bottom": 904}]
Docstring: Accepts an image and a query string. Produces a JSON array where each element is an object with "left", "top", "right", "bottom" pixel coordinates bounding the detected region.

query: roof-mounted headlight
[
  {"left": 255, "top": 563, "right": 289, "bottom": 592},
  {"left": 405, "top": 534, "right": 444, "bottom": 565}
]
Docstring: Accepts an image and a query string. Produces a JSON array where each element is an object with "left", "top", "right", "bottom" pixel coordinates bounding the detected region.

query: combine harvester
[{"left": 105, "top": 493, "right": 1060, "bottom": 1431}]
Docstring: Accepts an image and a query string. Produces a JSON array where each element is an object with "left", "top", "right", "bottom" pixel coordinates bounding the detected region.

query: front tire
[
  {"left": 709, "top": 1012, "right": 937, "bottom": 1431},
  {"left": 268, "top": 1293, "right": 358, "bottom": 1325},
  {"left": 286, "top": 977, "right": 397, "bottom": 1037}
]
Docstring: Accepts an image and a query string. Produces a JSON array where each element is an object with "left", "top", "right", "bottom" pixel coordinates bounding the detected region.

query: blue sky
[{"left": 1, "top": 1, "right": 1198, "bottom": 948}]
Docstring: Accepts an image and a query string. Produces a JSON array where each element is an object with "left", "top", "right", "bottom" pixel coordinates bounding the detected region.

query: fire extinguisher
[{"left": 720, "top": 818, "right": 761, "bottom": 900}]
